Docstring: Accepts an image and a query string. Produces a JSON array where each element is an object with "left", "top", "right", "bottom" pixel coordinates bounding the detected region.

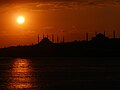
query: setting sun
[{"left": 17, "top": 16, "right": 25, "bottom": 24}]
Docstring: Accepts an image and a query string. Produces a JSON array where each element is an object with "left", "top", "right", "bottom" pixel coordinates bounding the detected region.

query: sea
[{"left": 0, "top": 57, "right": 120, "bottom": 90}]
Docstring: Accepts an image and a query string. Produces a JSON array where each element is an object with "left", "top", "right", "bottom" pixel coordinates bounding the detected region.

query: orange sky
[{"left": 0, "top": 1, "right": 120, "bottom": 47}]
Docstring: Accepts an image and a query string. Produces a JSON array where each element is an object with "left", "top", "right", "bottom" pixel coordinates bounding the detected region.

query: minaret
[
  {"left": 57, "top": 35, "right": 59, "bottom": 43},
  {"left": 52, "top": 34, "right": 54, "bottom": 43},
  {"left": 38, "top": 34, "right": 39, "bottom": 44},
  {"left": 113, "top": 31, "right": 116, "bottom": 39},
  {"left": 63, "top": 36, "right": 64, "bottom": 43},
  {"left": 86, "top": 32, "right": 88, "bottom": 41},
  {"left": 104, "top": 31, "right": 106, "bottom": 36}
]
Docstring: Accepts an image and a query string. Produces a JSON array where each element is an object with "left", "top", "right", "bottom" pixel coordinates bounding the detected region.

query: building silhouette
[
  {"left": 91, "top": 33, "right": 109, "bottom": 42},
  {"left": 0, "top": 32, "right": 120, "bottom": 57}
]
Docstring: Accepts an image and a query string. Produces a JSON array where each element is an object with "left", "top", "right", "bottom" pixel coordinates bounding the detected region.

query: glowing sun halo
[{"left": 17, "top": 16, "right": 25, "bottom": 24}]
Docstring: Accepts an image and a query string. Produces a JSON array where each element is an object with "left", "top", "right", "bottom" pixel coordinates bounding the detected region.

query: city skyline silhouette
[{"left": 0, "top": 32, "right": 120, "bottom": 57}]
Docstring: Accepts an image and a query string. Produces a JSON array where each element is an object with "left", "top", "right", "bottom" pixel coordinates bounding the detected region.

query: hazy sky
[{"left": 0, "top": 0, "right": 120, "bottom": 47}]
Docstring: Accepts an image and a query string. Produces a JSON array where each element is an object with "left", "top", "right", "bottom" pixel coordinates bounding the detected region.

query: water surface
[{"left": 0, "top": 57, "right": 120, "bottom": 90}]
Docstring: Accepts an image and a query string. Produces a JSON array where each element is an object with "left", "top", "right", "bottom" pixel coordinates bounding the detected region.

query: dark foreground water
[{"left": 0, "top": 57, "right": 120, "bottom": 90}]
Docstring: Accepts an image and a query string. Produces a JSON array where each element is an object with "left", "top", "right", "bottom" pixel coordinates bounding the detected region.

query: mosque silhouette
[{"left": 0, "top": 32, "right": 120, "bottom": 57}]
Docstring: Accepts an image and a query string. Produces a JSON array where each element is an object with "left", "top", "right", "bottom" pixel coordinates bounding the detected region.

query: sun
[{"left": 17, "top": 16, "right": 25, "bottom": 24}]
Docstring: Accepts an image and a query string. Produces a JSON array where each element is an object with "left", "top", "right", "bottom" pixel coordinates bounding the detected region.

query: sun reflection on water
[{"left": 8, "top": 58, "right": 35, "bottom": 89}]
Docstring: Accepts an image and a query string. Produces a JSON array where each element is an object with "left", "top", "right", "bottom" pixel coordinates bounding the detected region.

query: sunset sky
[{"left": 0, "top": 0, "right": 120, "bottom": 47}]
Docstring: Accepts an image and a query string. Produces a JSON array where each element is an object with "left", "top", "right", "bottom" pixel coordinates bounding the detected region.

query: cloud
[
  {"left": 28, "top": 1, "right": 120, "bottom": 11},
  {"left": 0, "top": 0, "right": 120, "bottom": 5},
  {"left": 0, "top": 0, "right": 120, "bottom": 13},
  {"left": 0, "top": 0, "right": 120, "bottom": 4}
]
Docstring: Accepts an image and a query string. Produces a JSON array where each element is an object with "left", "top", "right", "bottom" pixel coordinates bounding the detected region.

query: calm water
[{"left": 0, "top": 57, "right": 120, "bottom": 90}]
